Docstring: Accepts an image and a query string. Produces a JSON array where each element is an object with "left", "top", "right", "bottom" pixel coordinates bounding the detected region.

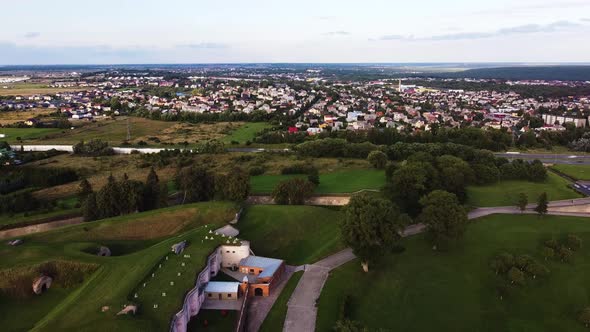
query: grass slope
[
  {"left": 467, "top": 172, "right": 581, "bottom": 207},
  {"left": 250, "top": 169, "right": 385, "bottom": 194},
  {"left": 317, "top": 214, "right": 590, "bottom": 332},
  {"left": 238, "top": 205, "right": 344, "bottom": 265},
  {"left": 0, "top": 202, "right": 238, "bottom": 332},
  {"left": 552, "top": 164, "right": 590, "bottom": 181}
]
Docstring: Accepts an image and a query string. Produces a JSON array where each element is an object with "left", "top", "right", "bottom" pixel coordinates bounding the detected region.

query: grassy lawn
[
  {"left": 552, "top": 164, "right": 590, "bottom": 181},
  {"left": 260, "top": 271, "right": 304, "bottom": 332},
  {"left": 0, "top": 87, "right": 87, "bottom": 97},
  {"left": 238, "top": 205, "right": 344, "bottom": 265},
  {"left": 0, "top": 207, "right": 80, "bottom": 229},
  {"left": 0, "top": 127, "right": 63, "bottom": 143},
  {"left": 317, "top": 214, "right": 590, "bottom": 332},
  {"left": 250, "top": 169, "right": 385, "bottom": 194},
  {"left": 188, "top": 310, "right": 237, "bottom": 331},
  {"left": 0, "top": 201, "right": 239, "bottom": 332},
  {"left": 222, "top": 122, "right": 271, "bottom": 144},
  {"left": 467, "top": 172, "right": 581, "bottom": 207}
]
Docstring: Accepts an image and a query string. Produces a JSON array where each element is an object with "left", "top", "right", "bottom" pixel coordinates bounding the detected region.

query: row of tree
[{"left": 81, "top": 168, "right": 167, "bottom": 221}]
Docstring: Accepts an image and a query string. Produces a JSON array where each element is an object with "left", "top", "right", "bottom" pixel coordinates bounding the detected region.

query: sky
[{"left": 1, "top": 0, "right": 590, "bottom": 64}]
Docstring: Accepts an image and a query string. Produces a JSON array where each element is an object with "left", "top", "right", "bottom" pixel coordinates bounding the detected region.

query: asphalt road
[{"left": 495, "top": 152, "right": 590, "bottom": 165}]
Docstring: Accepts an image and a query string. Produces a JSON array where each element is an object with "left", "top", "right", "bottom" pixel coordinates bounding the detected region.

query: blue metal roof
[
  {"left": 239, "top": 256, "right": 283, "bottom": 278},
  {"left": 204, "top": 281, "right": 240, "bottom": 294}
]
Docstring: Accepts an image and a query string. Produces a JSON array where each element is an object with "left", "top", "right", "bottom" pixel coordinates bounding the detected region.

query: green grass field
[
  {"left": 0, "top": 127, "right": 63, "bottom": 143},
  {"left": 0, "top": 202, "right": 238, "bottom": 332},
  {"left": 260, "top": 271, "right": 303, "bottom": 332},
  {"left": 467, "top": 172, "right": 581, "bottom": 207},
  {"left": 317, "top": 214, "right": 590, "bottom": 332},
  {"left": 238, "top": 205, "right": 344, "bottom": 265},
  {"left": 222, "top": 122, "right": 271, "bottom": 144},
  {"left": 552, "top": 164, "right": 590, "bottom": 181},
  {"left": 250, "top": 169, "right": 385, "bottom": 194}
]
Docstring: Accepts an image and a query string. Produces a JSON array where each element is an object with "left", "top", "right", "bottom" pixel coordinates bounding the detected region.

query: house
[
  {"left": 238, "top": 256, "right": 285, "bottom": 297},
  {"left": 204, "top": 281, "right": 241, "bottom": 301}
]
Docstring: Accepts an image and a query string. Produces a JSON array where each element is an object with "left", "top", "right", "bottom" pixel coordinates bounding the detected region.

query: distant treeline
[
  {"left": 0, "top": 167, "right": 78, "bottom": 195},
  {"left": 263, "top": 127, "right": 513, "bottom": 152},
  {"left": 134, "top": 109, "right": 273, "bottom": 123},
  {"left": 425, "top": 66, "right": 590, "bottom": 82},
  {"left": 407, "top": 79, "right": 590, "bottom": 98}
]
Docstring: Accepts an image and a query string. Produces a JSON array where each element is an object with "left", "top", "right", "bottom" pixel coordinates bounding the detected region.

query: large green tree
[
  {"left": 418, "top": 190, "right": 468, "bottom": 250},
  {"left": 341, "top": 193, "right": 409, "bottom": 272},
  {"left": 384, "top": 161, "right": 440, "bottom": 216},
  {"left": 216, "top": 167, "right": 251, "bottom": 202},
  {"left": 272, "top": 178, "right": 315, "bottom": 205},
  {"left": 535, "top": 192, "right": 548, "bottom": 216},
  {"left": 175, "top": 166, "right": 216, "bottom": 204},
  {"left": 142, "top": 167, "right": 162, "bottom": 211},
  {"left": 82, "top": 192, "right": 99, "bottom": 222}
]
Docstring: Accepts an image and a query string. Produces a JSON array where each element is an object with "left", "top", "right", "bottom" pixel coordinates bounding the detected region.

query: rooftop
[
  {"left": 204, "top": 281, "right": 240, "bottom": 294},
  {"left": 239, "top": 256, "right": 284, "bottom": 278}
]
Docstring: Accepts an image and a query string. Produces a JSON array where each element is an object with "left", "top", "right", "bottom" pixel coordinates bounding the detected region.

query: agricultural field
[
  {"left": 551, "top": 164, "right": 590, "bottom": 181},
  {"left": 0, "top": 202, "right": 238, "bottom": 332},
  {"left": 237, "top": 205, "right": 344, "bottom": 265},
  {"left": 466, "top": 172, "right": 581, "bottom": 207},
  {"left": 250, "top": 169, "right": 385, "bottom": 194},
  {"left": 0, "top": 109, "right": 56, "bottom": 125},
  {"left": 0, "top": 86, "right": 87, "bottom": 97},
  {"left": 317, "top": 214, "right": 590, "bottom": 332}
]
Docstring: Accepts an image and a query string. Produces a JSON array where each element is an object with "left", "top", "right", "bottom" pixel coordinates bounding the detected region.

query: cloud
[
  {"left": 322, "top": 31, "right": 351, "bottom": 36},
  {"left": 24, "top": 32, "right": 40, "bottom": 39},
  {"left": 582, "top": 18, "right": 590, "bottom": 22},
  {"left": 377, "top": 20, "right": 582, "bottom": 42},
  {"left": 474, "top": 1, "right": 590, "bottom": 15},
  {"left": 178, "top": 42, "right": 228, "bottom": 49},
  {"left": 378, "top": 35, "right": 407, "bottom": 41},
  {"left": 317, "top": 16, "right": 336, "bottom": 20}
]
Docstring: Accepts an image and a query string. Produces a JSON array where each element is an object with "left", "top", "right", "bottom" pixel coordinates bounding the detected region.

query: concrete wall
[
  {"left": 247, "top": 195, "right": 351, "bottom": 206},
  {"left": 205, "top": 291, "right": 238, "bottom": 301},
  {"left": 220, "top": 242, "right": 251, "bottom": 268}
]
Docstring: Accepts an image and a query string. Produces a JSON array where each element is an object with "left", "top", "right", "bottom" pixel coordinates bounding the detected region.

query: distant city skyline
[{"left": 1, "top": 0, "right": 590, "bottom": 64}]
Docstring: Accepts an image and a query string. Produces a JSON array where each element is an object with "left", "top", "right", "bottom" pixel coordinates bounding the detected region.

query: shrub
[{"left": 367, "top": 150, "right": 388, "bottom": 169}]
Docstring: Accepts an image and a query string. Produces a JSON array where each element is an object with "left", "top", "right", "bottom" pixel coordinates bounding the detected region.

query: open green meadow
[
  {"left": 0, "top": 128, "right": 63, "bottom": 143},
  {"left": 250, "top": 169, "right": 385, "bottom": 194},
  {"left": 317, "top": 214, "right": 590, "bottom": 332},
  {"left": 0, "top": 202, "right": 238, "bottom": 332},
  {"left": 467, "top": 172, "right": 581, "bottom": 207},
  {"left": 238, "top": 205, "right": 344, "bottom": 265},
  {"left": 552, "top": 164, "right": 590, "bottom": 181},
  {"left": 222, "top": 122, "right": 271, "bottom": 144}
]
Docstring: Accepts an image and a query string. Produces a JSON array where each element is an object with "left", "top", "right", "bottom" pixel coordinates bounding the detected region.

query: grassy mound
[
  {"left": 238, "top": 205, "right": 344, "bottom": 265},
  {"left": 317, "top": 214, "right": 590, "bottom": 332}
]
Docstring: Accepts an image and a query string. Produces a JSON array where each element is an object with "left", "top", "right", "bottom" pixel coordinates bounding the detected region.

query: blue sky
[{"left": 1, "top": 0, "right": 589, "bottom": 64}]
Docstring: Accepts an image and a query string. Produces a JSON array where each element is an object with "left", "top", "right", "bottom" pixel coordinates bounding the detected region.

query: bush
[
  {"left": 249, "top": 166, "right": 266, "bottom": 176},
  {"left": 367, "top": 150, "right": 388, "bottom": 169},
  {"left": 271, "top": 178, "right": 315, "bottom": 205}
]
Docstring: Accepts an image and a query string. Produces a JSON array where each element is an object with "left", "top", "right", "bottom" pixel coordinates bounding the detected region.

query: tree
[
  {"left": 341, "top": 193, "right": 409, "bottom": 272},
  {"left": 558, "top": 246, "right": 573, "bottom": 262},
  {"left": 216, "top": 167, "right": 251, "bottom": 202},
  {"left": 175, "top": 166, "right": 215, "bottom": 204},
  {"left": 542, "top": 246, "right": 555, "bottom": 261},
  {"left": 525, "top": 262, "right": 549, "bottom": 279},
  {"left": 271, "top": 178, "right": 315, "bottom": 205},
  {"left": 490, "top": 252, "right": 514, "bottom": 275},
  {"left": 96, "top": 174, "right": 122, "bottom": 219},
  {"left": 77, "top": 179, "right": 93, "bottom": 204},
  {"left": 535, "top": 192, "right": 548, "bottom": 215},
  {"left": 384, "top": 161, "right": 440, "bottom": 216},
  {"left": 566, "top": 234, "right": 582, "bottom": 251},
  {"left": 578, "top": 307, "right": 590, "bottom": 328},
  {"left": 367, "top": 150, "right": 388, "bottom": 169},
  {"left": 517, "top": 193, "right": 528, "bottom": 212},
  {"left": 118, "top": 175, "right": 144, "bottom": 214},
  {"left": 143, "top": 167, "right": 161, "bottom": 211},
  {"left": 82, "top": 192, "right": 99, "bottom": 222},
  {"left": 507, "top": 266, "right": 525, "bottom": 285},
  {"left": 418, "top": 190, "right": 468, "bottom": 250}
]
